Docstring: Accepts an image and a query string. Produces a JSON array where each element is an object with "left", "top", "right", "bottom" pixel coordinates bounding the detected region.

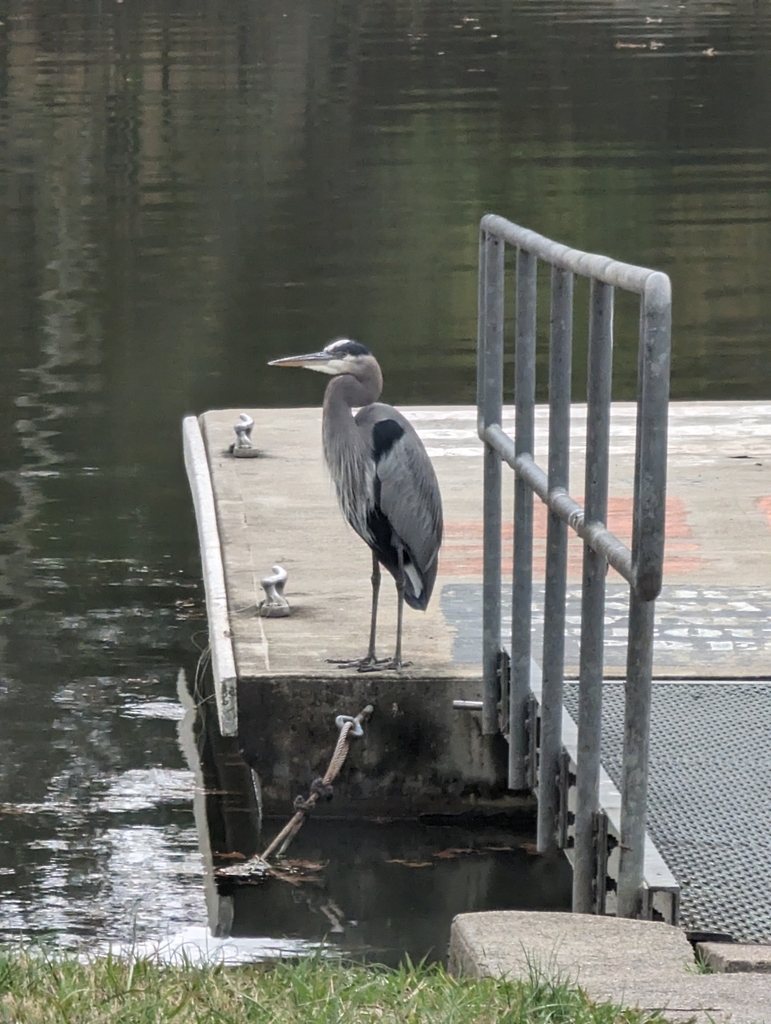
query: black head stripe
[
  {"left": 324, "top": 338, "right": 371, "bottom": 357},
  {"left": 371, "top": 419, "right": 405, "bottom": 463}
]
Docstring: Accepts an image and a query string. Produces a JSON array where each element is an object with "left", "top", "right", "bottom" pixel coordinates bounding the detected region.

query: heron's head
[{"left": 268, "top": 338, "right": 373, "bottom": 377}]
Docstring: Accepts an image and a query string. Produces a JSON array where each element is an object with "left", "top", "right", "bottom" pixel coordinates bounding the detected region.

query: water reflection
[
  {"left": 0, "top": 0, "right": 769, "bottom": 952},
  {"left": 0, "top": 788, "right": 205, "bottom": 946}
]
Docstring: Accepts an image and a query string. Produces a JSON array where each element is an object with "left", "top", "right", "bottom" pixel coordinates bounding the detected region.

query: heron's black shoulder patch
[
  {"left": 371, "top": 419, "right": 405, "bottom": 462},
  {"left": 324, "top": 338, "right": 371, "bottom": 357}
]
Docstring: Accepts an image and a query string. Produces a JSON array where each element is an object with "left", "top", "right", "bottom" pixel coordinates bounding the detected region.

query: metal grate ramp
[{"left": 563, "top": 681, "right": 771, "bottom": 942}]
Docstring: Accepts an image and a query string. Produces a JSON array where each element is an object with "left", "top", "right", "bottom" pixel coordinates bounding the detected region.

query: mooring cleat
[
  {"left": 229, "top": 413, "right": 261, "bottom": 457},
  {"left": 258, "top": 565, "right": 290, "bottom": 617}
]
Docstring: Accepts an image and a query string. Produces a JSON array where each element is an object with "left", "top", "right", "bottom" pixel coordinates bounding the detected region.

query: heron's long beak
[
  {"left": 268, "top": 352, "right": 329, "bottom": 368},
  {"left": 268, "top": 351, "right": 335, "bottom": 372}
]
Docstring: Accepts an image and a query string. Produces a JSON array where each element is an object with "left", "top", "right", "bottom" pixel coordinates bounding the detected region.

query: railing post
[
  {"left": 630, "top": 272, "right": 671, "bottom": 603},
  {"left": 509, "top": 249, "right": 537, "bottom": 789},
  {"left": 537, "top": 265, "right": 573, "bottom": 851},
  {"left": 573, "top": 279, "right": 614, "bottom": 913},
  {"left": 479, "top": 229, "right": 505, "bottom": 736},
  {"left": 618, "top": 273, "right": 671, "bottom": 914},
  {"left": 617, "top": 591, "right": 654, "bottom": 915}
]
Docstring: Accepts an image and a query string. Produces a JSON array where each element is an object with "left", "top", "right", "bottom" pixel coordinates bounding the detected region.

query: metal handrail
[{"left": 476, "top": 214, "right": 671, "bottom": 918}]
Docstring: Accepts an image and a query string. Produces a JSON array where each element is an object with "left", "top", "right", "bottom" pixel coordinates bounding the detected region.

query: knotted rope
[{"left": 258, "top": 704, "right": 374, "bottom": 863}]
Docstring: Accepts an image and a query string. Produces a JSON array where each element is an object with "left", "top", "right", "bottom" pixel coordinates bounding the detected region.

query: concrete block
[
  {"left": 448, "top": 910, "right": 694, "bottom": 986},
  {"left": 449, "top": 911, "right": 771, "bottom": 1024},
  {"left": 698, "top": 942, "right": 771, "bottom": 973}
]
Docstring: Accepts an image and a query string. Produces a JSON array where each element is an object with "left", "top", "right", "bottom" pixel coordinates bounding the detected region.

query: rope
[{"left": 258, "top": 704, "right": 374, "bottom": 864}]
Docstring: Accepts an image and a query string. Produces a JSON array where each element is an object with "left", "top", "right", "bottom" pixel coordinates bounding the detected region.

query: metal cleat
[
  {"left": 259, "top": 565, "right": 290, "bottom": 617},
  {"left": 230, "top": 413, "right": 260, "bottom": 457}
]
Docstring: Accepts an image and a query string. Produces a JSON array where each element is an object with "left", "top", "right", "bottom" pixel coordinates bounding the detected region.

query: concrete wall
[{"left": 236, "top": 674, "right": 519, "bottom": 817}]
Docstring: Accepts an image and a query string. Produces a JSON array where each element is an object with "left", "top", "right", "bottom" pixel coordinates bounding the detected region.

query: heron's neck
[
  {"left": 323, "top": 372, "right": 381, "bottom": 417},
  {"left": 322, "top": 373, "right": 381, "bottom": 479}
]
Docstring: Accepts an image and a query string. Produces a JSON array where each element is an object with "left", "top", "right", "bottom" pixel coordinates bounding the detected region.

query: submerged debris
[{"left": 215, "top": 857, "right": 328, "bottom": 886}]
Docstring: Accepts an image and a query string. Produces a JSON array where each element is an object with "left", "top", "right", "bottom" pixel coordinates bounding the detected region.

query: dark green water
[{"left": 0, "top": 0, "right": 769, "bottom": 949}]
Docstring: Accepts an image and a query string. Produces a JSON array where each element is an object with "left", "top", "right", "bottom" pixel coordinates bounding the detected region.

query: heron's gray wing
[{"left": 359, "top": 406, "right": 443, "bottom": 572}]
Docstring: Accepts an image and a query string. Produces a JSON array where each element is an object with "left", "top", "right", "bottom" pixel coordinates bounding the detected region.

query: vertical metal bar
[
  {"left": 632, "top": 272, "right": 672, "bottom": 603},
  {"left": 572, "top": 278, "right": 614, "bottom": 914},
  {"left": 617, "top": 273, "right": 671, "bottom": 915},
  {"left": 537, "top": 266, "right": 573, "bottom": 851},
  {"left": 476, "top": 230, "right": 487, "bottom": 420},
  {"left": 617, "top": 591, "right": 654, "bottom": 916},
  {"left": 480, "top": 231, "right": 505, "bottom": 736},
  {"left": 509, "top": 248, "right": 536, "bottom": 789}
]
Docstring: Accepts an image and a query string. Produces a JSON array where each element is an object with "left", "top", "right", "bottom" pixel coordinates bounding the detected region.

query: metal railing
[{"left": 477, "top": 214, "right": 671, "bottom": 917}]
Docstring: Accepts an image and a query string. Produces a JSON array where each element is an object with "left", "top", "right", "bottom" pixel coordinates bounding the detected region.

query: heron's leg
[
  {"left": 357, "top": 547, "right": 411, "bottom": 672},
  {"left": 391, "top": 546, "right": 411, "bottom": 669},
  {"left": 327, "top": 552, "right": 391, "bottom": 669},
  {"left": 365, "top": 551, "right": 381, "bottom": 661},
  {"left": 393, "top": 574, "right": 405, "bottom": 666}
]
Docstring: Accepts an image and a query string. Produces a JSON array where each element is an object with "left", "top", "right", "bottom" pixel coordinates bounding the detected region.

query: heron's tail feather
[{"left": 402, "top": 558, "right": 437, "bottom": 611}]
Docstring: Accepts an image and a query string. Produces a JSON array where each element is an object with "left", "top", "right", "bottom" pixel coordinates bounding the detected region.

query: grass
[
  {"left": 686, "top": 948, "right": 714, "bottom": 975},
  {"left": 0, "top": 946, "right": 674, "bottom": 1024}
]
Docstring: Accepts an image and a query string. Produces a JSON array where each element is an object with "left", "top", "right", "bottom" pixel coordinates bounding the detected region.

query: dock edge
[{"left": 182, "top": 415, "right": 238, "bottom": 737}]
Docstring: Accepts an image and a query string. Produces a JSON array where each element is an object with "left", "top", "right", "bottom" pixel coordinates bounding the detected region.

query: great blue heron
[{"left": 269, "top": 338, "right": 443, "bottom": 671}]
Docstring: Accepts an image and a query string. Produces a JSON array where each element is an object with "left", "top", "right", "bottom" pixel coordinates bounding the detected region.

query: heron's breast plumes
[{"left": 323, "top": 419, "right": 376, "bottom": 541}]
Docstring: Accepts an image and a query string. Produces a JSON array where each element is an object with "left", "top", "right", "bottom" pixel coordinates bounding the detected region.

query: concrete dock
[
  {"left": 190, "top": 401, "right": 771, "bottom": 679},
  {"left": 184, "top": 401, "right": 771, "bottom": 941}
]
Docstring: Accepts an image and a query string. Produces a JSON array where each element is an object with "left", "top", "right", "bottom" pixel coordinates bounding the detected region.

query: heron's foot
[
  {"left": 357, "top": 657, "right": 411, "bottom": 673},
  {"left": 326, "top": 655, "right": 410, "bottom": 672},
  {"left": 326, "top": 655, "right": 389, "bottom": 670}
]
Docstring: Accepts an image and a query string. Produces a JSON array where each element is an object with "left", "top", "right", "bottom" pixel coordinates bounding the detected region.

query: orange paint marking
[
  {"left": 757, "top": 496, "right": 771, "bottom": 527},
  {"left": 440, "top": 497, "right": 702, "bottom": 579}
]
